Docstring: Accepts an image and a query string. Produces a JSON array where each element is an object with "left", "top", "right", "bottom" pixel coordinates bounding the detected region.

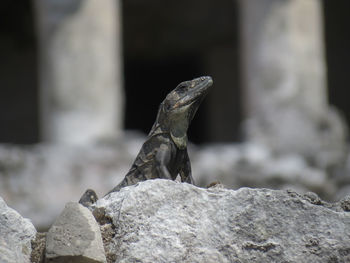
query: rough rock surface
[
  {"left": 46, "top": 202, "right": 106, "bottom": 263},
  {"left": 94, "top": 179, "right": 350, "bottom": 263},
  {"left": 0, "top": 196, "right": 36, "bottom": 263}
]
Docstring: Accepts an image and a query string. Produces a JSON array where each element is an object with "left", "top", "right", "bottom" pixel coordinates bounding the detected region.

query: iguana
[{"left": 79, "top": 76, "right": 212, "bottom": 205}]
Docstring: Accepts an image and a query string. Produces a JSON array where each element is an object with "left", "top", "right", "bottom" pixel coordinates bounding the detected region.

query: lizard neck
[
  {"left": 170, "top": 132, "right": 187, "bottom": 149},
  {"left": 169, "top": 117, "right": 189, "bottom": 149},
  {"left": 150, "top": 123, "right": 188, "bottom": 149}
]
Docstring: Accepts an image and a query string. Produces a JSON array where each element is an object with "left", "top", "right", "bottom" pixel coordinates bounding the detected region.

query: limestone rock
[
  {"left": 95, "top": 179, "right": 350, "bottom": 263},
  {"left": 46, "top": 202, "right": 106, "bottom": 263},
  {"left": 0, "top": 196, "right": 36, "bottom": 263}
]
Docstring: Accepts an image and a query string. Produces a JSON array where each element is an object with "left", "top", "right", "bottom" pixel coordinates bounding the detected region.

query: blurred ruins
[{"left": 0, "top": 0, "right": 349, "bottom": 229}]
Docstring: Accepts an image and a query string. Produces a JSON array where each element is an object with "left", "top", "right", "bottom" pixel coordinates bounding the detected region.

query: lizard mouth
[{"left": 173, "top": 76, "right": 212, "bottom": 109}]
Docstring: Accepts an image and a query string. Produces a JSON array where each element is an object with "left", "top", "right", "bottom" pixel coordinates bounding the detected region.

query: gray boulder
[
  {"left": 46, "top": 202, "right": 106, "bottom": 263},
  {"left": 0, "top": 197, "right": 36, "bottom": 263},
  {"left": 94, "top": 179, "right": 350, "bottom": 263}
]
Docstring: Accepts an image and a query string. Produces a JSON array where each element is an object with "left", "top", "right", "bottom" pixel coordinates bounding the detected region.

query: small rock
[
  {"left": 303, "top": 192, "right": 323, "bottom": 205},
  {"left": 31, "top": 232, "right": 46, "bottom": 263},
  {"left": 79, "top": 189, "right": 98, "bottom": 207},
  {"left": 45, "top": 202, "right": 106, "bottom": 263},
  {"left": 0, "top": 196, "right": 36, "bottom": 263},
  {"left": 340, "top": 195, "right": 350, "bottom": 211}
]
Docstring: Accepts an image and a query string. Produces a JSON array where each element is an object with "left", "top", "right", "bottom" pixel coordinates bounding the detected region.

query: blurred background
[{"left": 0, "top": 0, "right": 350, "bottom": 230}]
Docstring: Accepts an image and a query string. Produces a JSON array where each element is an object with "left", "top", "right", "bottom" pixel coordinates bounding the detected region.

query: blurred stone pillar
[
  {"left": 239, "top": 0, "right": 347, "bottom": 169},
  {"left": 35, "top": 0, "right": 123, "bottom": 144}
]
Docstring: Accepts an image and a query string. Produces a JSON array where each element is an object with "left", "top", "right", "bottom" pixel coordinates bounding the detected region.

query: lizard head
[{"left": 151, "top": 76, "right": 213, "bottom": 148}]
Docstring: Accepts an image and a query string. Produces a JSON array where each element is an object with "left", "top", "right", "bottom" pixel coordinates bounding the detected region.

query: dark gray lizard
[{"left": 79, "top": 76, "right": 212, "bottom": 205}]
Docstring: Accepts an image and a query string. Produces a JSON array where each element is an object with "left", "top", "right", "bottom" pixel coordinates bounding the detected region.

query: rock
[
  {"left": 79, "top": 189, "right": 99, "bottom": 208},
  {"left": 340, "top": 195, "right": 350, "bottom": 212},
  {"left": 31, "top": 232, "right": 46, "bottom": 263},
  {"left": 94, "top": 179, "right": 350, "bottom": 263},
  {"left": 0, "top": 196, "right": 36, "bottom": 263},
  {"left": 46, "top": 202, "right": 106, "bottom": 263}
]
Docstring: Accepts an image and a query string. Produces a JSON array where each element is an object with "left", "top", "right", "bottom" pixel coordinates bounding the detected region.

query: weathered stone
[
  {"left": 95, "top": 179, "right": 350, "bottom": 263},
  {"left": 46, "top": 202, "right": 106, "bottom": 263},
  {"left": 0, "top": 196, "right": 36, "bottom": 263},
  {"left": 340, "top": 195, "right": 350, "bottom": 212}
]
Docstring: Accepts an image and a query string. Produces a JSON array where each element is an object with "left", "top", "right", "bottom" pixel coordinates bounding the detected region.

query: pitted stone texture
[
  {"left": 95, "top": 179, "right": 350, "bottom": 263},
  {"left": 0, "top": 197, "right": 36, "bottom": 263},
  {"left": 46, "top": 202, "right": 106, "bottom": 263}
]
